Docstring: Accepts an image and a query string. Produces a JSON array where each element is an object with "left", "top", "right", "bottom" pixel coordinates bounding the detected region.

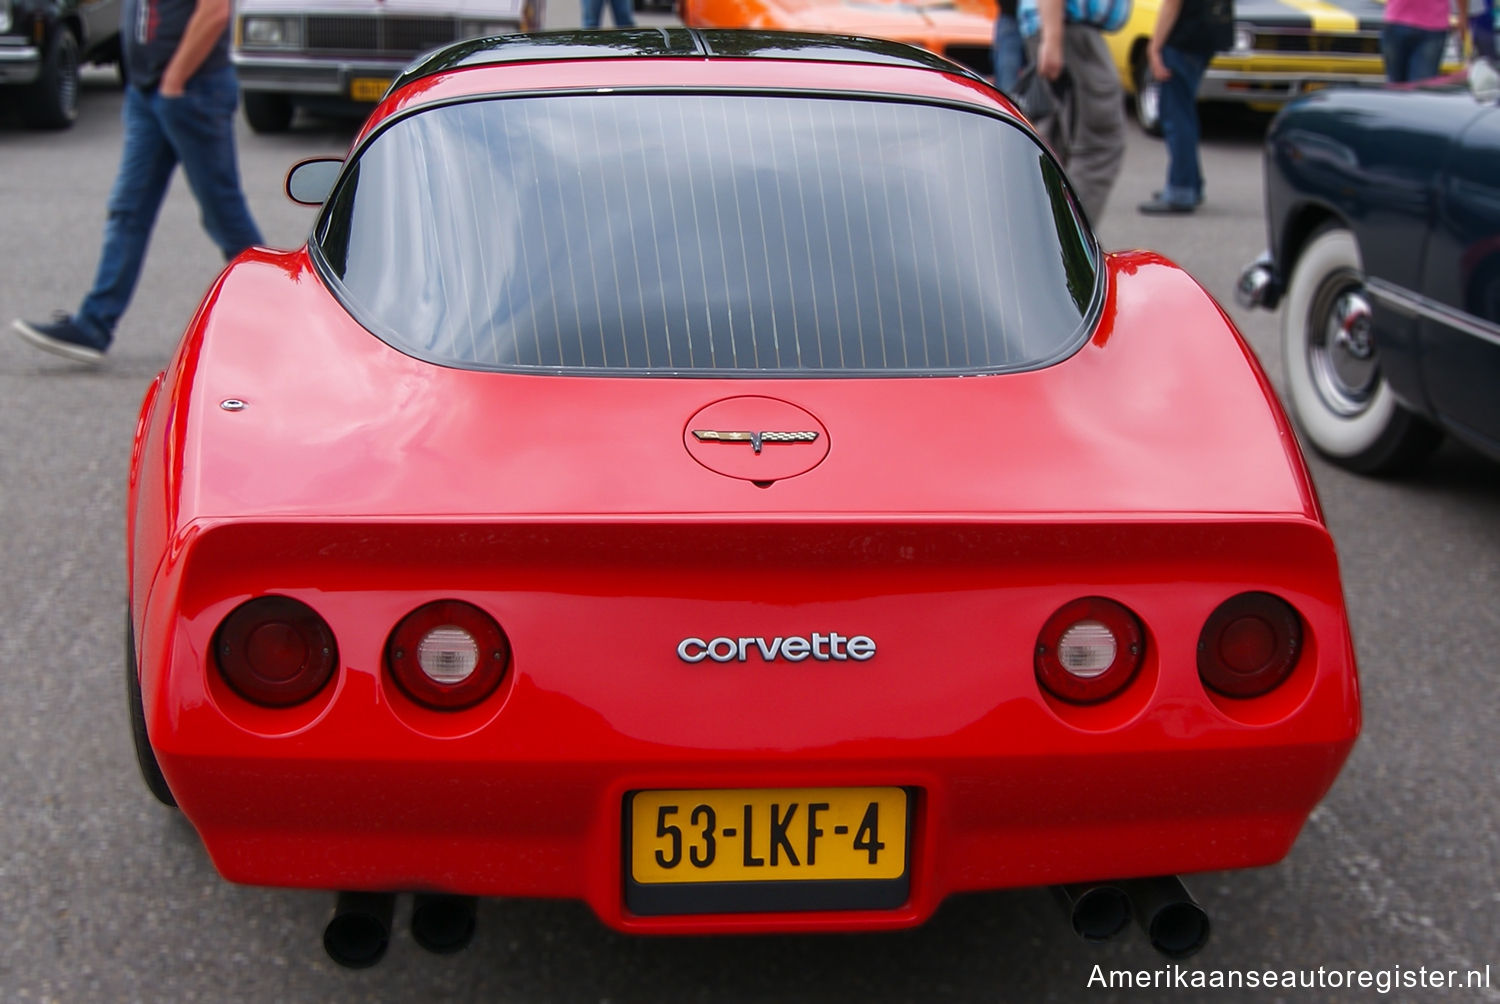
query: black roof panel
[{"left": 393, "top": 29, "right": 979, "bottom": 93}]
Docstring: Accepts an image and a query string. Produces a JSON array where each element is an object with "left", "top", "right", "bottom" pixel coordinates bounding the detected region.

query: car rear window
[{"left": 313, "top": 91, "right": 1098, "bottom": 375}]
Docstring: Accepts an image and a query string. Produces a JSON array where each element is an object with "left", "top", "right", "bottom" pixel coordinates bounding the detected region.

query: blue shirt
[{"left": 1018, "top": 0, "right": 1134, "bottom": 38}]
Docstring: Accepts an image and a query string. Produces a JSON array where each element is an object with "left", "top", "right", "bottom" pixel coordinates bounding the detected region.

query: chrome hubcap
[
  {"left": 1309, "top": 274, "right": 1378, "bottom": 418},
  {"left": 1138, "top": 77, "right": 1160, "bottom": 131}
]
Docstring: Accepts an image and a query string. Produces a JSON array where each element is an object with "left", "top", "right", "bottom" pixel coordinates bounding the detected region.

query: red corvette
[{"left": 126, "top": 29, "right": 1360, "bottom": 967}]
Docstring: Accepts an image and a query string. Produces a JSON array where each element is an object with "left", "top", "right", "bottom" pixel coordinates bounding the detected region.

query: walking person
[
  {"left": 12, "top": 0, "right": 264, "bottom": 364},
  {"left": 1137, "top": 0, "right": 1233, "bottom": 214},
  {"left": 1382, "top": 0, "right": 1452, "bottom": 82},
  {"left": 1018, "top": 0, "right": 1130, "bottom": 221},
  {"left": 582, "top": 0, "right": 636, "bottom": 29},
  {"left": 994, "top": 0, "right": 1025, "bottom": 95},
  {"left": 1470, "top": 0, "right": 1496, "bottom": 60}
]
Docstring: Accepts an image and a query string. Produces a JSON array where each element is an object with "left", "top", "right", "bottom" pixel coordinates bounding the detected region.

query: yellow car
[{"left": 1105, "top": 0, "right": 1462, "bottom": 133}]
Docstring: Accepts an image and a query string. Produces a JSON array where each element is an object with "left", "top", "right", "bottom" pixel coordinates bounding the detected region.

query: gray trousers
[{"left": 1026, "top": 23, "right": 1126, "bottom": 222}]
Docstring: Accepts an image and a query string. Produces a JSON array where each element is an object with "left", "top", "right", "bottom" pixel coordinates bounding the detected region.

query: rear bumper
[
  {"left": 139, "top": 517, "right": 1359, "bottom": 934},
  {"left": 156, "top": 679, "right": 1356, "bottom": 934}
]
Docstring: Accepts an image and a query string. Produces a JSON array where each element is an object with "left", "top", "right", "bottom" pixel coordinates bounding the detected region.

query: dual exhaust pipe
[
  {"left": 324, "top": 874, "right": 1207, "bottom": 967},
  {"left": 323, "top": 892, "right": 477, "bottom": 968},
  {"left": 1054, "top": 875, "right": 1211, "bottom": 958}
]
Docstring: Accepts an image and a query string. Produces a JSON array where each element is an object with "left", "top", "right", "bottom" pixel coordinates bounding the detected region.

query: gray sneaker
[{"left": 12, "top": 314, "right": 108, "bottom": 364}]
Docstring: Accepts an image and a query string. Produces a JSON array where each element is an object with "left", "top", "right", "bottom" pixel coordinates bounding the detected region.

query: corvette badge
[{"left": 691, "top": 430, "right": 819, "bottom": 454}]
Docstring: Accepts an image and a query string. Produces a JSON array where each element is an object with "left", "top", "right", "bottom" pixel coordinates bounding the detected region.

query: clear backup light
[
  {"left": 0, "top": 1, "right": 12, "bottom": 35},
  {"left": 242, "top": 16, "right": 301, "bottom": 48},
  {"left": 1035, "top": 598, "right": 1145, "bottom": 704},
  {"left": 417, "top": 626, "right": 480, "bottom": 683},
  {"left": 1233, "top": 25, "right": 1254, "bottom": 54},
  {"left": 387, "top": 600, "right": 511, "bottom": 710},
  {"left": 1057, "top": 620, "right": 1117, "bottom": 677}
]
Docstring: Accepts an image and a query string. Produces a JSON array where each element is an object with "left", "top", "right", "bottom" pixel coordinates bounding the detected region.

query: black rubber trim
[
  {"left": 304, "top": 87, "right": 1100, "bottom": 380},
  {"left": 126, "top": 609, "right": 177, "bottom": 808},
  {"left": 626, "top": 875, "right": 910, "bottom": 915}
]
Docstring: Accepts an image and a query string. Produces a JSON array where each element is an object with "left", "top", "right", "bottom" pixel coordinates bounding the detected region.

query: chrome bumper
[
  {"left": 1199, "top": 69, "right": 1384, "bottom": 105},
  {"left": 0, "top": 42, "right": 41, "bottom": 85},
  {"left": 231, "top": 53, "right": 415, "bottom": 97},
  {"left": 1236, "top": 252, "right": 1282, "bottom": 311}
]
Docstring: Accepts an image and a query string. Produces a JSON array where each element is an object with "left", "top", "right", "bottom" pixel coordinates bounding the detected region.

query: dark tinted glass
[{"left": 316, "top": 92, "right": 1097, "bottom": 374}]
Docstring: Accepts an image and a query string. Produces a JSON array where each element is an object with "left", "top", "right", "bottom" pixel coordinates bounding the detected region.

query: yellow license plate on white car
[{"left": 350, "top": 77, "right": 391, "bottom": 102}]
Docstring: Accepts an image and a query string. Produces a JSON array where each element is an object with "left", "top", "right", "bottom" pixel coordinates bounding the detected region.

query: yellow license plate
[
  {"left": 629, "top": 787, "right": 907, "bottom": 885},
  {"left": 349, "top": 77, "right": 391, "bottom": 102}
]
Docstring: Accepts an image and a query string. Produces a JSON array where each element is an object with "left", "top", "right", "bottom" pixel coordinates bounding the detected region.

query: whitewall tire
[{"left": 1280, "top": 225, "right": 1440, "bottom": 474}]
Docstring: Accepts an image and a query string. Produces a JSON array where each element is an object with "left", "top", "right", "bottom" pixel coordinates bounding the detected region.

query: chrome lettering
[{"left": 677, "top": 634, "right": 876, "bottom": 663}]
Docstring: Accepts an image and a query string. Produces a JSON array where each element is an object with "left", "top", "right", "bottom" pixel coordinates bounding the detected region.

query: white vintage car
[{"left": 231, "top": 0, "right": 541, "bottom": 132}]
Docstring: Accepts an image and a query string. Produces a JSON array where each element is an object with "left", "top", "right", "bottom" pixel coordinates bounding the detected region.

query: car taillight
[
  {"left": 1198, "top": 592, "right": 1302, "bottom": 698},
  {"left": 386, "top": 600, "right": 510, "bottom": 710},
  {"left": 214, "top": 596, "right": 338, "bottom": 707},
  {"left": 1035, "top": 597, "right": 1144, "bottom": 704}
]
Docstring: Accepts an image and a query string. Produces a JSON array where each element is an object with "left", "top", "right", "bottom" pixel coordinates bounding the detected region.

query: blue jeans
[
  {"left": 581, "top": 0, "right": 635, "bottom": 28},
  {"left": 76, "top": 64, "right": 263, "bottom": 346},
  {"left": 993, "top": 14, "right": 1024, "bottom": 95},
  {"left": 1158, "top": 46, "right": 1209, "bottom": 206},
  {"left": 1382, "top": 23, "right": 1446, "bottom": 82}
]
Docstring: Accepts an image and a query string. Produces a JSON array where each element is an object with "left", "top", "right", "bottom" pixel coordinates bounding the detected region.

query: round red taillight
[
  {"left": 1198, "top": 592, "right": 1303, "bottom": 698},
  {"left": 386, "top": 601, "right": 510, "bottom": 710},
  {"left": 215, "top": 596, "right": 338, "bottom": 707},
  {"left": 1035, "top": 597, "right": 1144, "bottom": 704}
]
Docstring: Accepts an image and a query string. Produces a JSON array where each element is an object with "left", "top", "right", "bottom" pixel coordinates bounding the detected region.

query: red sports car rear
[{"left": 126, "top": 29, "right": 1358, "bottom": 965}]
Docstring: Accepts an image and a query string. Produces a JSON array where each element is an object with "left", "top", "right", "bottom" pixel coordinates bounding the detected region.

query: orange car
[{"left": 678, "top": 0, "right": 999, "bottom": 78}]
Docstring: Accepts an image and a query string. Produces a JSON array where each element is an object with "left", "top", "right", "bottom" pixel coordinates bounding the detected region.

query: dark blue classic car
[
  {"left": 1238, "top": 67, "right": 1500, "bottom": 474},
  {"left": 0, "top": 0, "right": 121, "bottom": 128}
]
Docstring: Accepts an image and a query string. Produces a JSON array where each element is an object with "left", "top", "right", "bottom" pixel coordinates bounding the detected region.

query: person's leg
[
  {"left": 1383, "top": 23, "right": 1416, "bottom": 82},
  {"left": 993, "top": 14, "right": 1024, "bottom": 94},
  {"left": 1407, "top": 28, "right": 1446, "bottom": 81},
  {"left": 75, "top": 85, "right": 181, "bottom": 344},
  {"left": 1063, "top": 25, "right": 1125, "bottom": 220},
  {"left": 159, "top": 65, "right": 264, "bottom": 260},
  {"left": 1472, "top": 5, "right": 1496, "bottom": 60},
  {"left": 1161, "top": 47, "right": 1207, "bottom": 204},
  {"left": 608, "top": 0, "right": 636, "bottom": 26},
  {"left": 581, "top": 0, "right": 605, "bottom": 28}
]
